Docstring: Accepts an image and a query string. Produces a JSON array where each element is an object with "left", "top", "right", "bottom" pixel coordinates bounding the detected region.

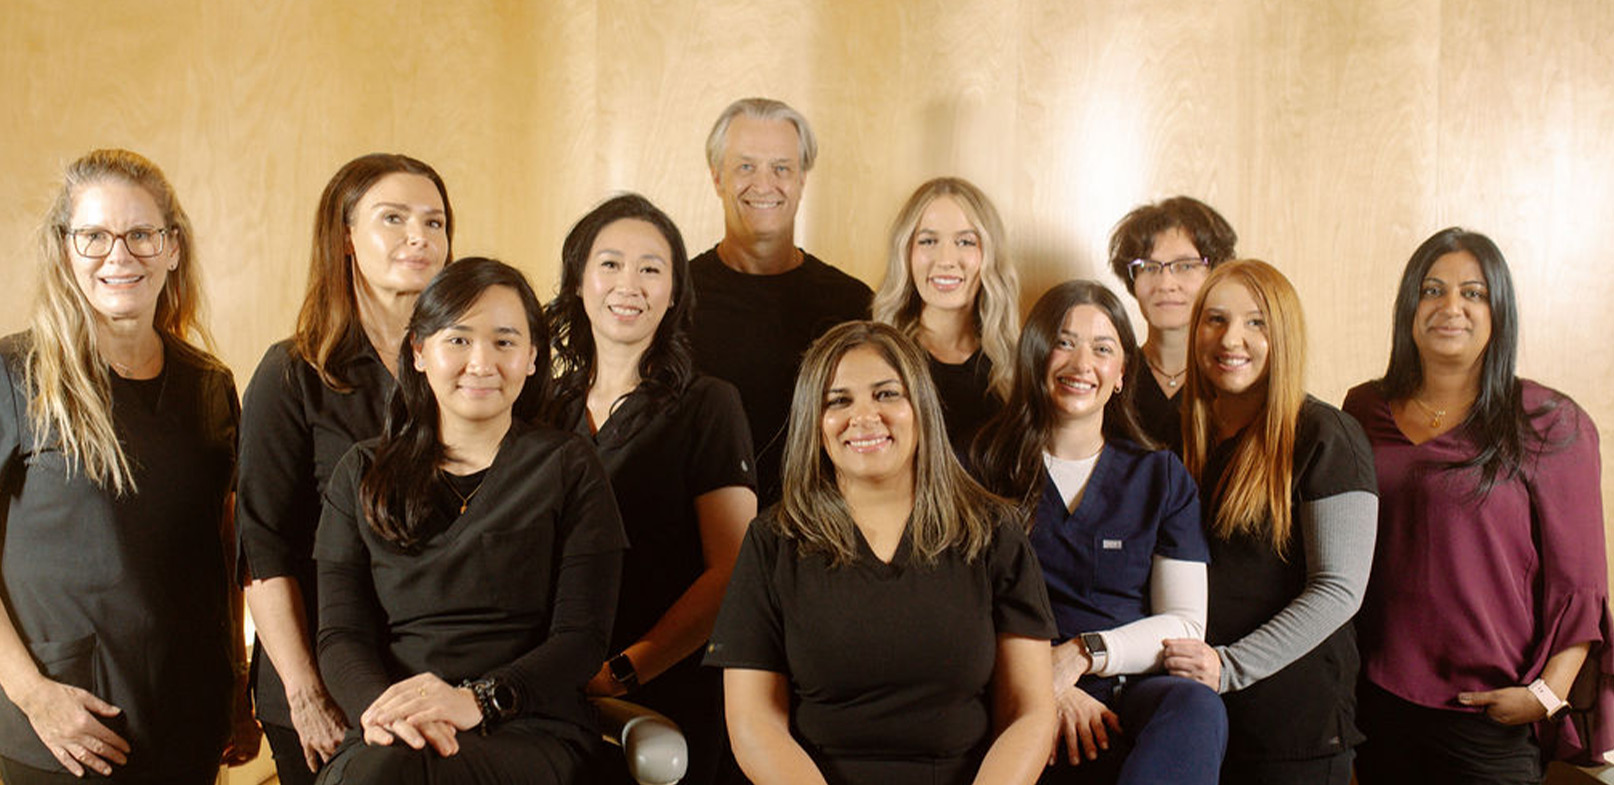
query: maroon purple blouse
[{"left": 1343, "top": 380, "right": 1606, "bottom": 710}]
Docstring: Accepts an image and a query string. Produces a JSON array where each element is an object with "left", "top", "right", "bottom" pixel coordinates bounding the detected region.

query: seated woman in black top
[
  {"left": 872, "top": 178, "right": 1021, "bottom": 452},
  {"left": 314, "top": 258, "right": 626, "bottom": 784},
  {"left": 971, "top": 281, "right": 1224, "bottom": 785},
  {"left": 0, "top": 149, "right": 253, "bottom": 783},
  {"left": 706, "top": 321, "right": 1057, "bottom": 785},
  {"left": 1105, "top": 197, "right": 1238, "bottom": 452},
  {"left": 544, "top": 194, "right": 757, "bottom": 784}
]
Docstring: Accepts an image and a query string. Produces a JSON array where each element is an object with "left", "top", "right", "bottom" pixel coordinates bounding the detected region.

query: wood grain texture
[{"left": 3, "top": 0, "right": 1611, "bottom": 541}]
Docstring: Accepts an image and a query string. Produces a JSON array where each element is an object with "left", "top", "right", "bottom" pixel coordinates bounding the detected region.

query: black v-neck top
[
  {"left": 235, "top": 333, "right": 394, "bottom": 726},
  {"left": 315, "top": 420, "right": 628, "bottom": 744},
  {"left": 706, "top": 515, "right": 1055, "bottom": 767},
  {"left": 0, "top": 333, "right": 239, "bottom": 776}
]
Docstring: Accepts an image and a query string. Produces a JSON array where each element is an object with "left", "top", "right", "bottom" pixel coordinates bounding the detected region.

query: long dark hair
[
  {"left": 1378, "top": 227, "right": 1556, "bottom": 495},
  {"left": 971, "top": 280, "right": 1156, "bottom": 515},
  {"left": 544, "top": 193, "right": 694, "bottom": 422},
  {"left": 360, "top": 258, "right": 548, "bottom": 548},
  {"left": 294, "top": 153, "right": 453, "bottom": 391}
]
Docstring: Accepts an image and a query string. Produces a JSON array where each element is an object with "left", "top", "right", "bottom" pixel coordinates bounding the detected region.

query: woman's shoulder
[
  {"left": 1342, "top": 380, "right": 1387, "bottom": 412},
  {"left": 0, "top": 332, "right": 28, "bottom": 376},
  {"left": 1517, "top": 378, "right": 1597, "bottom": 444}
]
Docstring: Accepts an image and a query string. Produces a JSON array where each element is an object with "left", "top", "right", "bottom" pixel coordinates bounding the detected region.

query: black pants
[
  {"left": 0, "top": 755, "right": 215, "bottom": 785},
  {"left": 264, "top": 721, "right": 321, "bottom": 785},
  {"left": 1355, "top": 680, "right": 1542, "bottom": 785},
  {"left": 1220, "top": 750, "right": 1354, "bottom": 785},
  {"left": 316, "top": 725, "right": 592, "bottom": 785}
]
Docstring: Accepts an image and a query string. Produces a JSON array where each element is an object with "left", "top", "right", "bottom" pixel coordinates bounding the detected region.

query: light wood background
[{"left": 3, "top": 0, "right": 1610, "bottom": 521}]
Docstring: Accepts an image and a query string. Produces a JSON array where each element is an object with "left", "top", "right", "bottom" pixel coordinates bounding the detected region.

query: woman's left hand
[
  {"left": 1163, "top": 639, "right": 1221, "bottom": 692},
  {"left": 1458, "top": 687, "right": 1548, "bottom": 726},
  {"left": 359, "top": 673, "right": 483, "bottom": 747}
]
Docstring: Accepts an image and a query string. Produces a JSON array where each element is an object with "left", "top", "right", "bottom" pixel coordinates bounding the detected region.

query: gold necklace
[
  {"left": 440, "top": 469, "right": 488, "bottom": 515},
  {"left": 1409, "top": 397, "right": 1446, "bottom": 428}
]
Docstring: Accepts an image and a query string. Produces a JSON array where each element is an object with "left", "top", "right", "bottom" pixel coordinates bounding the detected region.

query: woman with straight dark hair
[
  {"left": 873, "top": 177, "right": 1021, "bottom": 451},
  {"left": 237, "top": 153, "right": 452, "bottom": 784},
  {"left": 314, "top": 258, "right": 625, "bottom": 784},
  {"left": 972, "top": 281, "right": 1225, "bottom": 785},
  {"left": 545, "top": 193, "right": 756, "bottom": 784},
  {"left": 1345, "top": 228, "right": 1608, "bottom": 783},
  {"left": 707, "top": 321, "right": 1056, "bottom": 784},
  {"left": 0, "top": 149, "right": 251, "bottom": 782},
  {"left": 1163, "top": 260, "right": 1377, "bottom": 785},
  {"left": 1105, "top": 197, "right": 1237, "bottom": 452}
]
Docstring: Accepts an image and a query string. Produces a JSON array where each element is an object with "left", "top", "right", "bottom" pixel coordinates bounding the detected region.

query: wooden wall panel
[{"left": 3, "top": 0, "right": 1611, "bottom": 525}]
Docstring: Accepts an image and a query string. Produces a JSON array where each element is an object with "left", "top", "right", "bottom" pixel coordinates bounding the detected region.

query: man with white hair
[{"left": 690, "top": 97, "right": 872, "bottom": 507}]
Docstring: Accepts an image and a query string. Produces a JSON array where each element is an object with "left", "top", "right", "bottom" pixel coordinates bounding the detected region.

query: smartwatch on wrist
[
  {"left": 608, "top": 652, "right": 640, "bottom": 692},
  {"left": 1080, "top": 632, "right": 1109, "bottom": 675},
  {"left": 461, "top": 677, "right": 518, "bottom": 731}
]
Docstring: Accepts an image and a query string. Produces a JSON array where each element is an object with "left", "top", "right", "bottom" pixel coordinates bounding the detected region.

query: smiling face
[
  {"left": 820, "top": 346, "right": 918, "bottom": 490},
  {"left": 350, "top": 172, "right": 449, "bottom": 298},
  {"left": 711, "top": 114, "right": 805, "bottom": 243},
  {"left": 1412, "top": 250, "right": 1492, "bottom": 372},
  {"left": 909, "top": 195, "right": 984, "bottom": 314},
  {"left": 412, "top": 285, "right": 539, "bottom": 430},
  {"left": 66, "top": 180, "right": 176, "bottom": 326},
  {"left": 1044, "top": 304, "right": 1125, "bottom": 429},
  {"left": 1195, "top": 280, "right": 1271, "bottom": 404},
  {"left": 579, "top": 218, "right": 674, "bottom": 355},
  {"left": 1133, "top": 226, "right": 1210, "bottom": 331}
]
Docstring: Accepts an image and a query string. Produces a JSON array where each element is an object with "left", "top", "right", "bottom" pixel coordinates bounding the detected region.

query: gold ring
[{"left": 418, "top": 687, "right": 427, "bottom": 697}]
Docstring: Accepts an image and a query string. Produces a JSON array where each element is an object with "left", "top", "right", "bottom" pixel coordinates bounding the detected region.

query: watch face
[{"left": 491, "top": 682, "right": 517, "bottom": 714}]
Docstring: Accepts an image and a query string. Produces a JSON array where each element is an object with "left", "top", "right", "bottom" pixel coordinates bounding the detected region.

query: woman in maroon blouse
[{"left": 1343, "top": 228, "right": 1608, "bottom": 784}]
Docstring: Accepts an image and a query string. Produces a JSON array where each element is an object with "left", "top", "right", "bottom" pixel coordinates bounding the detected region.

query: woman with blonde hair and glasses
[
  {"left": 1162, "top": 260, "right": 1377, "bottom": 785},
  {"left": 0, "top": 149, "right": 252, "bottom": 782},
  {"left": 873, "top": 177, "right": 1020, "bottom": 451},
  {"left": 707, "top": 321, "right": 1056, "bottom": 784},
  {"left": 236, "top": 153, "right": 453, "bottom": 785}
]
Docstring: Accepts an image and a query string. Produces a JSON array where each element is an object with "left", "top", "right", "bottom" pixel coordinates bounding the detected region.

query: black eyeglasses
[
  {"left": 66, "top": 226, "right": 172, "bottom": 259},
  {"left": 1127, "top": 257, "right": 1209, "bottom": 281}
]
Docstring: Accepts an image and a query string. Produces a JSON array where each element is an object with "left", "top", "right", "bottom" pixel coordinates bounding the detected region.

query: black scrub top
[
  {"left": 928, "top": 350, "right": 1000, "bottom": 454},
  {"left": 554, "top": 375, "right": 755, "bottom": 657},
  {"left": 235, "top": 333, "right": 393, "bottom": 727},
  {"left": 1133, "top": 369, "right": 1184, "bottom": 454},
  {"left": 705, "top": 515, "right": 1055, "bottom": 771},
  {"left": 314, "top": 420, "right": 628, "bottom": 745},
  {"left": 0, "top": 333, "right": 237, "bottom": 777}
]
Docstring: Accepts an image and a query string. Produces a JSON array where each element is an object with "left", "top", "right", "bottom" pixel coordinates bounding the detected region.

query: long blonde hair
[
  {"left": 776, "top": 321, "right": 1009, "bottom": 567},
  {"left": 25, "top": 149, "right": 218, "bottom": 494},
  {"left": 872, "top": 177, "right": 1019, "bottom": 401},
  {"left": 1182, "top": 260, "right": 1307, "bottom": 554}
]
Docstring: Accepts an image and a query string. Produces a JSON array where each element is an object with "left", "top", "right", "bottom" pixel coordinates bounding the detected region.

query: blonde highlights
[
  {"left": 25, "top": 149, "right": 218, "bottom": 493},
  {"left": 776, "top": 321, "right": 1009, "bottom": 567},
  {"left": 872, "top": 177, "right": 1020, "bottom": 401},
  {"left": 1182, "top": 260, "right": 1307, "bottom": 554}
]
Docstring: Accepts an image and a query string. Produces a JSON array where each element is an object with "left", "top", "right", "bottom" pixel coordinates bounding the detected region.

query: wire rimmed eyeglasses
[
  {"left": 65, "top": 226, "right": 172, "bottom": 259},
  {"left": 1127, "top": 257, "right": 1209, "bottom": 281}
]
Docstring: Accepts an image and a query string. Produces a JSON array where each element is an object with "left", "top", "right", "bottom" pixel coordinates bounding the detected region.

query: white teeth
[
  {"left": 847, "top": 436, "right": 888, "bottom": 448},
  {"left": 1218, "top": 356, "right": 1250, "bottom": 367},
  {"left": 1057, "top": 376, "right": 1095, "bottom": 392},
  {"left": 931, "top": 276, "right": 963, "bottom": 287},
  {"left": 607, "top": 305, "right": 642, "bottom": 316},
  {"left": 101, "top": 276, "right": 142, "bottom": 284}
]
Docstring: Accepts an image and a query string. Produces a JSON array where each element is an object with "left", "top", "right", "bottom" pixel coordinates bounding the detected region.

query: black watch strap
[
  {"left": 461, "top": 677, "right": 517, "bottom": 731},
  {"left": 608, "top": 652, "right": 640, "bottom": 691}
]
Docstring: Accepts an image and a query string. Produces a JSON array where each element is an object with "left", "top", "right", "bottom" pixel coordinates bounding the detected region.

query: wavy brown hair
[
  {"left": 292, "top": 153, "right": 453, "bottom": 391},
  {"left": 776, "top": 321, "right": 1010, "bottom": 567}
]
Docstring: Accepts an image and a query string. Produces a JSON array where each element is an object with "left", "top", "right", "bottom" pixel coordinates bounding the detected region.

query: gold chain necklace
[
  {"left": 1409, "top": 397, "right": 1446, "bottom": 428},
  {"left": 440, "top": 469, "right": 488, "bottom": 515}
]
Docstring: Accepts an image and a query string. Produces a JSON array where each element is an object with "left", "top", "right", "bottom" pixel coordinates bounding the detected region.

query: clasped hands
[{"left": 358, "top": 672, "right": 484, "bottom": 756}]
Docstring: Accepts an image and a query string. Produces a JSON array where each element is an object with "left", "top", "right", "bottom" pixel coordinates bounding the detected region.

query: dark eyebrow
[
  {"left": 369, "top": 201, "right": 446, "bottom": 216},
  {"left": 495, "top": 326, "right": 523, "bottom": 335}
]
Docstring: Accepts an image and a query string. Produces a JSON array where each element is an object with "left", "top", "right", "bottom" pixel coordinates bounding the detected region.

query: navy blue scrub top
[{"left": 1027, "top": 439, "right": 1207, "bottom": 642}]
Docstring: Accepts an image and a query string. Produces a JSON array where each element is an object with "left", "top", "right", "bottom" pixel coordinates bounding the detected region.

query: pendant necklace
[
  {"left": 1410, "top": 397, "right": 1449, "bottom": 429},
  {"left": 441, "top": 469, "right": 488, "bottom": 515},
  {"left": 1145, "top": 356, "right": 1187, "bottom": 388}
]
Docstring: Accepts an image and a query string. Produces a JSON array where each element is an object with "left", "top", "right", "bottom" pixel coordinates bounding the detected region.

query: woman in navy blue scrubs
[{"left": 972, "top": 281, "right": 1226, "bottom": 785}]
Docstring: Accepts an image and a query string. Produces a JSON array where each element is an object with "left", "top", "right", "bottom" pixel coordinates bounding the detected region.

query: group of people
[{"left": 0, "top": 95, "right": 1603, "bottom": 785}]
